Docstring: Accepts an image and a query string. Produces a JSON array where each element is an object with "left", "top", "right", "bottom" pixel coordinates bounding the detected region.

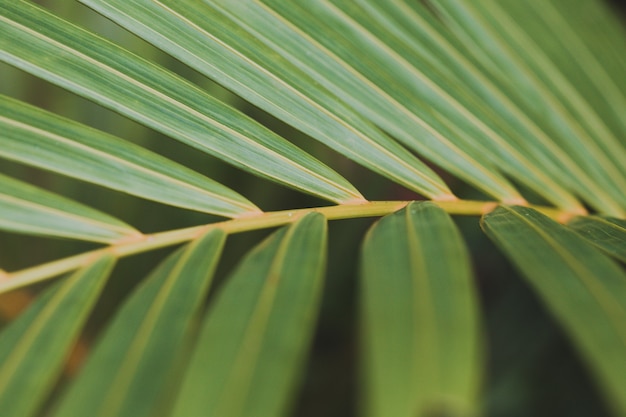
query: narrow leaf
[
  {"left": 568, "top": 216, "right": 626, "bottom": 263},
  {"left": 0, "top": 256, "right": 115, "bottom": 417},
  {"left": 52, "top": 230, "right": 225, "bottom": 417},
  {"left": 330, "top": 0, "right": 613, "bottom": 214},
  {"left": 195, "top": 0, "right": 522, "bottom": 203},
  {"left": 0, "top": 0, "right": 363, "bottom": 204},
  {"left": 77, "top": 0, "right": 453, "bottom": 200},
  {"left": 430, "top": 0, "right": 626, "bottom": 215},
  {"left": 360, "top": 201, "right": 482, "bottom": 417},
  {"left": 172, "top": 212, "right": 327, "bottom": 417},
  {"left": 350, "top": 0, "right": 592, "bottom": 211},
  {"left": 511, "top": 0, "right": 626, "bottom": 144},
  {"left": 0, "top": 173, "right": 139, "bottom": 243},
  {"left": 0, "top": 95, "right": 259, "bottom": 217},
  {"left": 482, "top": 206, "right": 626, "bottom": 416}
]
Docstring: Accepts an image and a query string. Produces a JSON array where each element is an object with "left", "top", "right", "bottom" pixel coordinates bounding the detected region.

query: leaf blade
[
  {"left": 172, "top": 212, "right": 327, "bottom": 417},
  {"left": 200, "top": 0, "right": 522, "bottom": 203},
  {"left": 482, "top": 206, "right": 626, "bottom": 416},
  {"left": 0, "top": 0, "right": 363, "bottom": 204},
  {"left": 361, "top": 201, "right": 482, "bottom": 417},
  {"left": 77, "top": 0, "right": 453, "bottom": 199},
  {"left": 0, "top": 173, "right": 139, "bottom": 243},
  {"left": 0, "top": 94, "right": 259, "bottom": 217},
  {"left": 568, "top": 216, "right": 626, "bottom": 263},
  {"left": 431, "top": 0, "right": 626, "bottom": 215},
  {"left": 0, "top": 256, "right": 115, "bottom": 417},
  {"left": 51, "top": 230, "right": 225, "bottom": 417}
]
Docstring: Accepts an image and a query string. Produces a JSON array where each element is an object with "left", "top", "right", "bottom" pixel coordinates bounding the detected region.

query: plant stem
[{"left": 0, "top": 200, "right": 566, "bottom": 294}]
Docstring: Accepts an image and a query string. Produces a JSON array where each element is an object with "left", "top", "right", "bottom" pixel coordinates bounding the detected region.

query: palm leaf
[
  {"left": 0, "top": 0, "right": 624, "bottom": 416},
  {"left": 172, "top": 213, "right": 326, "bottom": 417},
  {"left": 431, "top": 0, "right": 626, "bottom": 214},
  {"left": 0, "top": 172, "right": 138, "bottom": 242},
  {"left": 361, "top": 202, "right": 481, "bottom": 417},
  {"left": 482, "top": 206, "right": 626, "bottom": 415},
  {"left": 0, "top": 94, "right": 259, "bottom": 217},
  {"left": 0, "top": 256, "right": 115, "bottom": 417},
  {"left": 0, "top": 0, "right": 363, "bottom": 204},
  {"left": 76, "top": 0, "right": 454, "bottom": 200},
  {"left": 52, "top": 230, "right": 225, "bottom": 417},
  {"left": 568, "top": 216, "right": 626, "bottom": 262}
]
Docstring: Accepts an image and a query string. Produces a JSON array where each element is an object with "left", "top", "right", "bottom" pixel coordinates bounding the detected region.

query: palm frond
[{"left": 0, "top": 0, "right": 624, "bottom": 416}]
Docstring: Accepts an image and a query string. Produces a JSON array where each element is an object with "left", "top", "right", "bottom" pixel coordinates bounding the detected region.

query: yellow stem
[{"left": 0, "top": 200, "right": 566, "bottom": 294}]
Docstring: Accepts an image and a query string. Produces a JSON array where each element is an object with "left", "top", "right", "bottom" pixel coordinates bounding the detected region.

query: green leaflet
[
  {"left": 0, "top": 256, "right": 115, "bottom": 417},
  {"left": 349, "top": 0, "right": 592, "bottom": 210},
  {"left": 0, "top": 172, "right": 138, "bottom": 243},
  {"left": 568, "top": 216, "right": 626, "bottom": 263},
  {"left": 0, "top": 0, "right": 363, "bottom": 204},
  {"left": 260, "top": 0, "right": 586, "bottom": 210},
  {"left": 51, "top": 230, "right": 225, "bottom": 417},
  {"left": 510, "top": 0, "right": 626, "bottom": 145},
  {"left": 0, "top": 0, "right": 624, "bottom": 415},
  {"left": 0, "top": 95, "right": 259, "bottom": 217},
  {"left": 361, "top": 202, "right": 482, "bottom": 417},
  {"left": 77, "top": 0, "right": 453, "bottom": 200},
  {"left": 202, "top": 0, "right": 522, "bottom": 203},
  {"left": 345, "top": 0, "right": 624, "bottom": 215},
  {"left": 431, "top": 0, "right": 626, "bottom": 215},
  {"left": 172, "top": 213, "right": 326, "bottom": 417},
  {"left": 482, "top": 206, "right": 626, "bottom": 416}
]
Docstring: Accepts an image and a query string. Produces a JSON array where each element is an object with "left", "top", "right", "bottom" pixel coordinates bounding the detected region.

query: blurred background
[{"left": 1, "top": 1, "right": 624, "bottom": 416}]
